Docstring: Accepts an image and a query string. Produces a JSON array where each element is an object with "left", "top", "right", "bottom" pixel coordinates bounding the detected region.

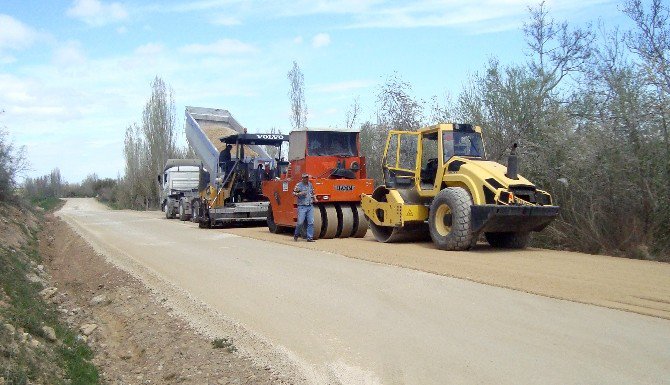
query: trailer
[{"left": 184, "top": 106, "right": 287, "bottom": 227}]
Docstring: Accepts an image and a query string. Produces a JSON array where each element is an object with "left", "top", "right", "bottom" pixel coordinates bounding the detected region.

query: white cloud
[
  {"left": 156, "top": 0, "right": 609, "bottom": 33},
  {"left": 53, "top": 41, "right": 87, "bottom": 67},
  {"left": 211, "top": 15, "right": 242, "bottom": 26},
  {"left": 179, "top": 39, "right": 257, "bottom": 55},
  {"left": 340, "top": 0, "right": 612, "bottom": 31},
  {"left": 0, "top": 74, "right": 35, "bottom": 104},
  {"left": 164, "top": 0, "right": 381, "bottom": 16},
  {"left": 0, "top": 14, "right": 38, "bottom": 51},
  {"left": 312, "top": 33, "right": 331, "bottom": 48},
  {"left": 0, "top": 74, "right": 77, "bottom": 121},
  {"left": 66, "top": 0, "right": 129, "bottom": 26}
]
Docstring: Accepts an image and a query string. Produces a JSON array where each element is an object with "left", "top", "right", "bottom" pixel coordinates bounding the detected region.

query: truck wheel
[
  {"left": 179, "top": 201, "right": 188, "bottom": 221},
  {"left": 485, "top": 232, "right": 529, "bottom": 249},
  {"left": 191, "top": 200, "right": 200, "bottom": 223},
  {"left": 198, "top": 216, "right": 211, "bottom": 229},
  {"left": 428, "top": 187, "right": 473, "bottom": 251},
  {"left": 267, "top": 205, "right": 284, "bottom": 234},
  {"left": 164, "top": 203, "right": 173, "bottom": 219}
]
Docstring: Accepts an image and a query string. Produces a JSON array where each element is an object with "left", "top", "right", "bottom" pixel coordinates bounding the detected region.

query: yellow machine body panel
[
  {"left": 361, "top": 191, "right": 428, "bottom": 227},
  {"left": 201, "top": 171, "right": 237, "bottom": 209},
  {"left": 361, "top": 123, "right": 557, "bottom": 237}
]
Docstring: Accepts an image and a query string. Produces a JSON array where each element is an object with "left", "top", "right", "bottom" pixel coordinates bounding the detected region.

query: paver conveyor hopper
[{"left": 185, "top": 106, "right": 287, "bottom": 227}]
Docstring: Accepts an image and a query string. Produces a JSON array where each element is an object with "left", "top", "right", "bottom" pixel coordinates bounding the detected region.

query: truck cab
[{"left": 159, "top": 159, "right": 202, "bottom": 220}]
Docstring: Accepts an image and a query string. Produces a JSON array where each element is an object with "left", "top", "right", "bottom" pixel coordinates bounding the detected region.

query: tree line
[
  {"left": 6, "top": 0, "right": 667, "bottom": 261},
  {"left": 288, "top": 1, "right": 669, "bottom": 260},
  {"left": 353, "top": 1, "right": 669, "bottom": 261}
]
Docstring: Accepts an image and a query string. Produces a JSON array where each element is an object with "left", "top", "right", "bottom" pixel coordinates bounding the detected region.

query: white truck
[{"left": 159, "top": 159, "right": 202, "bottom": 221}]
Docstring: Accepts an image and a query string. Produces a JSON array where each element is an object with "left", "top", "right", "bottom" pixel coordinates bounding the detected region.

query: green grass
[
  {"left": 0, "top": 215, "right": 99, "bottom": 384},
  {"left": 96, "top": 198, "right": 121, "bottom": 210},
  {"left": 30, "top": 197, "right": 64, "bottom": 212}
]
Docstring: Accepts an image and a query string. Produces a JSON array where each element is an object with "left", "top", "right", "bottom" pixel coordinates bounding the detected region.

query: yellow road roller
[{"left": 361, "top": 123, "right": 559, "bottom": 250}]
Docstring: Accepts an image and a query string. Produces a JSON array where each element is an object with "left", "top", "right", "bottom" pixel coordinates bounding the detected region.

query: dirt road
[
  {"left": 226, "top": 228, "right": 670, "bottom": 320},
  {"left": 57, "top": 198, "right": 670, "bottom": 385}
]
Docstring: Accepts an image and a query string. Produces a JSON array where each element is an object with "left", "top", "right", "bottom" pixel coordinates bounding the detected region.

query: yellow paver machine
[{"left": 361, "top": 123, "right": 559, "bottom": 250}]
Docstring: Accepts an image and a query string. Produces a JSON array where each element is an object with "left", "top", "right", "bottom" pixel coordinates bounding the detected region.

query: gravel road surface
[{"left": 58, "top": 198, "right": 670, "bottom": 385}]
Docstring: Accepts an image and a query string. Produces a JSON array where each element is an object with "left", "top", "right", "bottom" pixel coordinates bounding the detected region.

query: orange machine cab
[{"left": 262, "top": 129, "right": 374, "bottom": 239}]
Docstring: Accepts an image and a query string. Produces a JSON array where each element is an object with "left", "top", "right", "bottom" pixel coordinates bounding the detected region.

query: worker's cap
[{"left": 301, "top": 173, "right": 309, "bottom": 178}]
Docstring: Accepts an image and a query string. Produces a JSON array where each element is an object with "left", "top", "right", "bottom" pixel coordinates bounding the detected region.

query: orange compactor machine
[{"left": 262, "top": 128, "right": 374, "bottom": 239}]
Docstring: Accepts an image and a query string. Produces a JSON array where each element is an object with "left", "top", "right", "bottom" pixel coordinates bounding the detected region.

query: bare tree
[
  {"left": 264, "top": 127, "right": 286, "bottom": 160},
  {"left": 622, "top": 0, "right": 670, "bottom": 256},
  {"left": 359, "top": 122, "right": 385, "bottom": 184},
  {"left": 141, "top": 76, "right": 179, "bottom": 208},
  {"left": 624, "top": 0, "right": 670, "bottom": 94},
  {"left": 0, "top": 119, "right": 28, "bottom": 201},
  {"left": 376, "top": 73, "right": 424, "bottom": 131},
  {"left": 358, "top": 74, "right": 425, "bottom": 184},
  {"left": 122, "top": 123, "right": 146, "bottom": 209},
  {"left": 429, "top": 92, "right": 454, "bottom": 124},
  {"left": 344, "top": 97, "right": 361, "bottom": 130},
  {"left": 524, "top": 1, "right": 593, "bottom": 102},
  {"left": 287, "top": 61, "right": 307, "bottom": 130}
]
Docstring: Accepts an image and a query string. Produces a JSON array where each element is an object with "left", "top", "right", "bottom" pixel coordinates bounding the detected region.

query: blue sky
[{"left": 1, "top": 0, "right": 630, "bottom": 182}]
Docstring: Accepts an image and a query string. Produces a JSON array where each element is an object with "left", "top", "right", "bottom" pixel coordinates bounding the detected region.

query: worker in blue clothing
[{"left": 293, "top": 173, "right": 316, "bottom": 242}]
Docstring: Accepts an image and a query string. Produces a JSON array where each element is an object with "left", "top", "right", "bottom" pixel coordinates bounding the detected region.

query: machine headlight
[{"left": 499, "top": 191, "right": 515, "bottom": 204}]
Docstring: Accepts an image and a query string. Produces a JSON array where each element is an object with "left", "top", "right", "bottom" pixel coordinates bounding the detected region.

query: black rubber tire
[
  {"left": 165, "top": 203, "right": 174, "bottom": 219},
  {"left": 428, "top": 187, "right": 473, "bottom": 251},
  {"left": 267, "top": 205, "right": 284, "bottom": 234},
  {"left": 198, "top": 218, "right": 211, "bottom": 229},
  {"left": 485, "top": 232, "right": 530, "bottom": 249},
  {"left": 190, "top": 201, "right": 199, "bottom": 223},
  {"left": 198, "top": 204, "right": 212, "bottom": 228},
  {"left": 179, "top": 201, "right": 188, "bottom": 221}
]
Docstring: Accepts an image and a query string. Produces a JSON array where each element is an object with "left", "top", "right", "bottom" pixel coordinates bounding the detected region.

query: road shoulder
[{"left": 42, "top": 211, "right": 286, "bottom": 384}]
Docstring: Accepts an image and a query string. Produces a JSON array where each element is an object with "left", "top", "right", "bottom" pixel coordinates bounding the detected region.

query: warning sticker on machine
[{"left": 282, "top": 182, "right": 289, "bottom": 191}]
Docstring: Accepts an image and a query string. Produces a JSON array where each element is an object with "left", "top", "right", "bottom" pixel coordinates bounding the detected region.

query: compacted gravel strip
[{"left": 57, "top": 198, "right": 670, "bottom": 385}]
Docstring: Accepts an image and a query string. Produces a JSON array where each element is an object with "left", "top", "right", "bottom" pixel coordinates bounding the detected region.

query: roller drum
[
  {"left": 368, "top": 221, "right": 429, "bottom": 243},
  {"left": 312, "top": 204, "right": 324, "bottom": 239},
  {"left": 322, "top": 204, "right": 339, "bottom": 238},
  {"left": 351, "top": 204, "right": 368, "bottom": 238},
  {"left": 336, "top": 204, "right": 355, "bottom": 238}
]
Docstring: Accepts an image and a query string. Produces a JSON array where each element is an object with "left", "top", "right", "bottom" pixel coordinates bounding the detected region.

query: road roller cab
[
  {"left": 262, "top": 128, "right": 374, "bottom": 239},
  {"left": 361, "top": 123, "right": 559, "bottom": 250}
]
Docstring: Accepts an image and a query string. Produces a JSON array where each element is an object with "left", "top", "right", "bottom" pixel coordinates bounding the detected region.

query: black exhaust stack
[{"left": 506, "top": 143, "right": 519, "bottom": 180}]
